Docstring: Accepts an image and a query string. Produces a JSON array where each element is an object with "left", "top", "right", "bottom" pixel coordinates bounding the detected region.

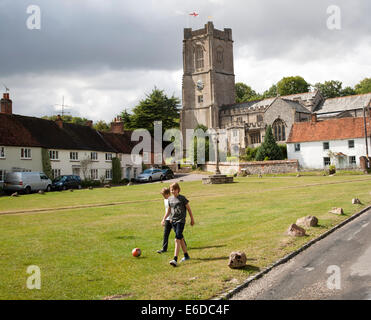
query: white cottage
[
  {"left": 0, "top": 93, "right": 142, "bottom": 186},
  {"left": 287, "top": 114, "right": 371, "bottom": 170}
]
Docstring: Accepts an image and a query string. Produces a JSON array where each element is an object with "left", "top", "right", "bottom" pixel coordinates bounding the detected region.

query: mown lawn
[{"left": 0, "top": 175, "right": 370, "bottom": 300}]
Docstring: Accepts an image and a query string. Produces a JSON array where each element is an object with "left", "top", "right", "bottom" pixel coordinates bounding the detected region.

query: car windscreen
[
  {"left": 142, "top": 170, "right": 153, "bottom": 174},
  {"left": 53, "top": 176, "right": 66, "bottom": 182}
]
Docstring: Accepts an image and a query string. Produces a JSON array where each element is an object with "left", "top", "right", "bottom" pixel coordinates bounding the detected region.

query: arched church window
[
  {"left": 195, "top": 46, "right": 204, "bottom": 69},
  {"left": 272, "top": 119, "right": 286, "bottom": 141}
]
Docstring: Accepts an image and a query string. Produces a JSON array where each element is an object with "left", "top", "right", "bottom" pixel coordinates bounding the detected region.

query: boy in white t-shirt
[{"left": 157, "top": 187, "right": 172, "bottom": 254}]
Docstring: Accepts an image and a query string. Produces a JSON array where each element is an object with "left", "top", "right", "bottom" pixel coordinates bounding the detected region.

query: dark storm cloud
[{"left": 0, "top": 0, "right": 370, "bottom": 75}]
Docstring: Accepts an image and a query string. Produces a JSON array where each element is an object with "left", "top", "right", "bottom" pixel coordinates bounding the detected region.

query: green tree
[
  {"left": 314, "top": 80, "right": 343, "bottom": 99},
  {"left": 277, "top": 76, "right": 310, "bottom": 96},
  {"left": 121, "top": 109, "right": 133, "bottom": 130},
  {"left": 93, "top": 120, "right": 110, "bottom": 132},
  {"left": 42, "top": 115, "right": 89, "bottom": 125},
  {"left": 111, "top": 157, "right": 122, "bottom": 184},
  {"left": 123, "top": 88, "right": 180, "bottom": 135},
  {"left": 262, "top": 84, "right": 278, "bottom": 99},
  {"left": 340, "top": 86, "right": 356, "bottom": 97},
  {"left": 255, "top": 126, "right": 283, "bottom": 161},
  {"left": 235, "top": 83, "right": 261, "bottom": 103},
  {"left": 355, "top": 78, "right": 371, "bottom": 94}
]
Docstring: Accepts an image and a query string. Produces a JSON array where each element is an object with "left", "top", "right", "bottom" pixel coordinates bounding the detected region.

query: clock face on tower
[{"left": 196, "top": 79, "right": 204, "bottom": 91}]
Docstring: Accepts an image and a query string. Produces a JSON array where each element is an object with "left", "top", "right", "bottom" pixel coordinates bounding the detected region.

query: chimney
[
  {"left": 311, "top": 113, "right": 317, "bottom": 123},
  {"left": 110, "top": 116, "right": 124, "bottom": 134},
  {"left": 55, "top": 115, "right": 63, "bottom": 129},
  {"left": 0, "top": 93, "right": 12, "bottom": 114},
  {"left": 86, "top": 120, "right": 93, "bottom": 128}
]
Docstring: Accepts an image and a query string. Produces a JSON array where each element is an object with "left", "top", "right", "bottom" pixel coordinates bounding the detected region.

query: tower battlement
[{"left": 184, "top": 22, "right": 233, "bottom": 41}]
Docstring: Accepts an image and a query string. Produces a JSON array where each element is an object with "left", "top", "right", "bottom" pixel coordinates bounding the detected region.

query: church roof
[
  {"left": 220, "top": 91, "right": 318, "bottom": 113},
  {"left": 314, "top": 93, "right": 371, "bottom": 114},
  {"left": 287, "top": 117, "right": 371, "bottom": 143}
]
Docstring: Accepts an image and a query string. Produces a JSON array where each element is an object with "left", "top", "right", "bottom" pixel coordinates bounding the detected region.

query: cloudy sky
[{"left": 1, "top": 0, "right": 370, "bottom": 122}]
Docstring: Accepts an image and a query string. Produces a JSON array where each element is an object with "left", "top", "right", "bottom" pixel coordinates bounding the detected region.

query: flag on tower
[{"left": 189, "top": 12, "right": 199, "bottom": 17}]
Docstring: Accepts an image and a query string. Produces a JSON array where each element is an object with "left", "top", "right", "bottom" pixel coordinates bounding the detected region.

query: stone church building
[{"left": 180, "top": 22, "right": 371, "bottom": 154}]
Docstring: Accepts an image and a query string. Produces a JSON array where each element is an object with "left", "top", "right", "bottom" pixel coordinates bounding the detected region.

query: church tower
[{"left": 180, "top": 22, "right": 235, "bottom": 137}]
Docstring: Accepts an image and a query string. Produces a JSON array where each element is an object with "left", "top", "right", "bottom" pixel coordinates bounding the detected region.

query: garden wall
[{"left": 202, "top": 160, "right": 299, "bottom": 175}]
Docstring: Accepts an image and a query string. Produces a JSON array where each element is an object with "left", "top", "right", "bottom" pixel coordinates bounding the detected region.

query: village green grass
[{"left": 0, "top": 175, "right": 371, "bottom": 300}]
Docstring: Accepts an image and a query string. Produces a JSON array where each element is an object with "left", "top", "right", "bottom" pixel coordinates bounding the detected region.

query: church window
[
  {"left": 217, "top": 50, "right": 223, "bottom": 64},
  {"left": 250, "top": 133, "right": 261, "bottom": 144},
  {"left": 257, "top": 114, "right": 263, "bottom": 122},
  {"left": 195, "top": 46, "right": 204, "bottom": 69},
  {"left": 198, "top": 95, "right": 203, "bottom": 103},
  {"left": 272, "top": 119, "right": 286, "bottom": 141}
]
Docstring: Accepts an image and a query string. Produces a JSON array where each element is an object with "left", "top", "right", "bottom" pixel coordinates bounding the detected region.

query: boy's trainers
[
  {"left": 180, "top": 256, "right": 190, "bottom": 263},
  {"left": 169, "top": 259, "right": 177, "bottom": 267}
]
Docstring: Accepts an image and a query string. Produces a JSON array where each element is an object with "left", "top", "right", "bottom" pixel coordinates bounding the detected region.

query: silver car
[
  {"left": 4, "top": 172, "right": 52, "bottom": 194},
  {"left": 136, "top": 168, "right": 164, "bottom": 183}
]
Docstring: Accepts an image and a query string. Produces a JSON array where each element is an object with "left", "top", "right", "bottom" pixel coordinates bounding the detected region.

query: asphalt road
[{"left": 232, "top": 208, "right": 371, "bottom": 300}]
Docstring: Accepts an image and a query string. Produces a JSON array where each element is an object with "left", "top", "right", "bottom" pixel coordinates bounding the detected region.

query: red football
[{"left": 132, "top": 248, "right": 141, "bottom": 257}]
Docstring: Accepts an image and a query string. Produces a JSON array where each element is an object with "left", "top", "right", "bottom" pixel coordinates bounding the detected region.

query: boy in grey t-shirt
[{"left": 162, "top": 182, "right": 195, "bottom": 267}]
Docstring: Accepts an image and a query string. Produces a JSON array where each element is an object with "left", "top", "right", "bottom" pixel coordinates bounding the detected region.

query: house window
[
  {"left": 143, "top": 152, "right": 149, "bottom": 163},
  {"left": 91, "top": 152, "right": 98, "bottom": 161},
  {"left": 348, "top": 140, "right": 355, "bottom": 148},
  {"left": 257, "top": 114, "right": 263, "bottom": 122},
  {"left": 295, "top": 143, "right": 301, "bottom": 152},
  {"left": 105, "top": 153, "right": 112, "bottom": 161},
  {"left": 133, "top": 168, "right": 137, "bottom": 179},
  {"left": 49, "top": 150, "right": 59, "bottom": 160},
  {"left": 105, "top": 169, "right": 112, "bottom": 180},
  {"left": 0, "top": 169, "right": 5, "bottom": 181},
  {"left": 52, "top": 169, "right": 61, "bottom": 179},
  {"left": 349, "top": 156, "right": 356, "bottom": 165},
  {"left": 91, "top": 169, "right": 98, "bottom": 180},
  {"left": 70, "top": 152, "right": 78, "bottom": 161},
  {"left": 324, "top": 157, "right": 331, "bottom": 166},
  {"left": 0, "top": 146, "right": 5, "bottom": 158},
  {"left": 195, "top": 45, "right": 204, "bottom": 69},
  {"left": 198, "top": 95, "right": 203, "bottom": 104},
  {"left": 272, "top": 119, "right": 286, "bottom": 141},
  {"left": 21, "top": 148, "right": 32, "bottom": 159},
  {"left": 323, "top": 142, "right": 329, "bottom": 150},
  {"left": 250, "top": 133, "right": 261, "bottom": 144},
  {"left": 233, "top": 130, "right": 238, "bottom": 137}
]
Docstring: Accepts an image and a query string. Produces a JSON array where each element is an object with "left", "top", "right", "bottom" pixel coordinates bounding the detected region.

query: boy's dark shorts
[{"left": 172, "top": 222, "right": 185, "bottom": 240}]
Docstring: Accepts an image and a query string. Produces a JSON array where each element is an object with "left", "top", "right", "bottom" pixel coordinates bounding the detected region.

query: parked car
[
  {"left": 161, "top": 166, "right": 175, "bottom": 180},
  {"left": 136, "top": 168, "right": 164, "bottom": 183},
  {"left": 52, "top": 175, "right": 82, "bottom": 191},
  {"left": 4, "top": 172, "right": 52, "bottom": 194}
]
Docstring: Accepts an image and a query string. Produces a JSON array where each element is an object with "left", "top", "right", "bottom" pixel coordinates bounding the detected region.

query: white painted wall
[
  {"left": 0, "top": 146, "right": 143, "bottom": 185},
  {"left": 0, "top": 145, "right": 43, "bottom": 174},
  {"left": 50, "top": 149, "right": 142, "bottom": 181},
  {"left": 288, "top": 138, "right": 366, "bottom": 169}
]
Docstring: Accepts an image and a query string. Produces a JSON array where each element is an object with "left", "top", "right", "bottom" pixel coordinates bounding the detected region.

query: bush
[
  {"left": 328, "top": 165, "right": 336, "bottom": 175},
  {"left": 112, "top": 157, "right": 122, "bottom": 184},
  {"left": 255, "top": 126, "right": 284, "bottom": 161},
  {"left": 81, "top": 179, "right": 101, "bottom": 188}
]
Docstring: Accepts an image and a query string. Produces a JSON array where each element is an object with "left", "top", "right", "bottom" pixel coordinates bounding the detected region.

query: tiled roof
[
  {"left": 0, "top": 113, "right": 134, "bottom": 154},
  {"left": 220, "top": 91, "right": 318, "bottom": 113},
  {"left": 287, "top": 117, "right": 371, "bottom": 143},
  {"left": 314, "top": 93, "right": 371, "bottom": 114}
]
